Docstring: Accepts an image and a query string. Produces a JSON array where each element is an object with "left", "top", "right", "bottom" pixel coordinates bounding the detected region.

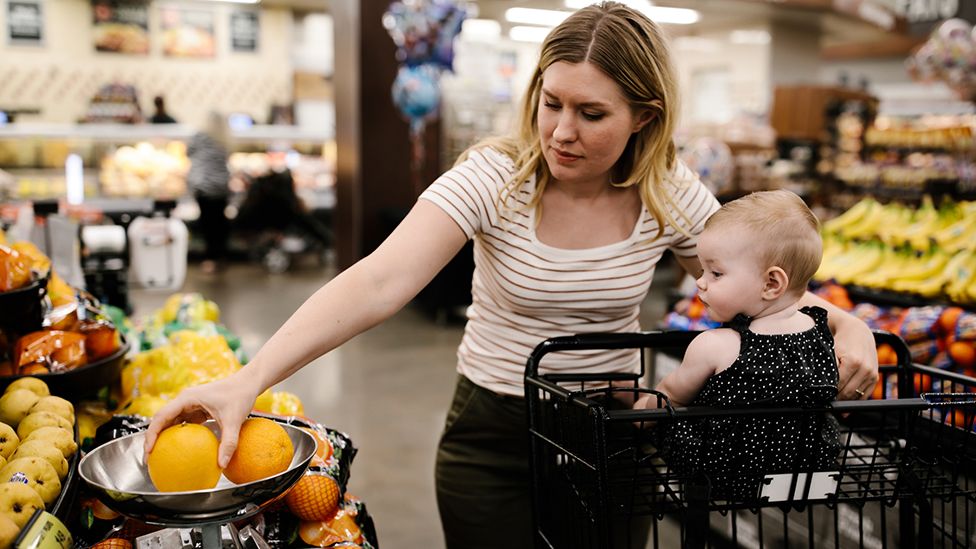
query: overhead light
[
  {"left": 564, "top": 0, "right": 699, "bottom": 25},
  {"left": 673, "top": 36, "right": 719, "bottom": 52},
  {"left": 462, "top": 18, "right": 501, "bottom": 41},
  {"left": 198, "top": 0, "right": 260, "bottom": 3},
  {"left": 505, "top": 7, "right": 571, "bottom": 27},
  {"left": 509, "top": 25, "right": 553, "bottom": 43},
  {"left": 730, "top": 29, "right": 770, "bottom": 45}
]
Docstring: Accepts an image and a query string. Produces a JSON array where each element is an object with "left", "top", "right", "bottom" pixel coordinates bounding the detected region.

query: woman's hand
[
  {"left": 143, "top": 373, "right": 262, "bottom": 468},
  {"left": 832, "top": 315, "right": 879, "bottom": 400}
]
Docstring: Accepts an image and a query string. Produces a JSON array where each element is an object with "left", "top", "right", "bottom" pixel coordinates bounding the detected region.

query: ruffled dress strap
[
  {"left": 799, "top": 306, "right": 833, "bottom": 344},
  {"left": 725, "top": 313, "right": 753, "bottom": 335}
]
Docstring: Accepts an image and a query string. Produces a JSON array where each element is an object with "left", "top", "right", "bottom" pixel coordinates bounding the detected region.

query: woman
[{"left": 146, "top": 3, "right": 878, "bottom": 547}]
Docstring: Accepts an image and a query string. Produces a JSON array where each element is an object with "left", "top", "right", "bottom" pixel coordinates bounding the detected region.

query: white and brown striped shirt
[{"left": 420, "top": 147, "right": 720, "bottom": 396}]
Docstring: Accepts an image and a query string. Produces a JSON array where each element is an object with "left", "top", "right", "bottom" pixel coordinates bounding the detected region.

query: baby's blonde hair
[{"left": 704, "top": 190, "right": 822, "bottom": 296}]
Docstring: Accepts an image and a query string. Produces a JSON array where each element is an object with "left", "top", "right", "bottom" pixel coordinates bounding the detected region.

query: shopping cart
[{"left": 524, "top": 331, "right": 976, "bottom": 549}]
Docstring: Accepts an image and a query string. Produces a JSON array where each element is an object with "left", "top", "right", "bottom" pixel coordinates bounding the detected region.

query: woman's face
[{"left": 537, "top": 61, "right": 646, "bottom": 188}]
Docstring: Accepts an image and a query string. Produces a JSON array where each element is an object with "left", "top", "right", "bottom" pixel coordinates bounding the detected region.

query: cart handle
[
  {"left": 525, "top": 331, "right": 699, "bottom": 379},
  {"left": 525, "top": 330, "right": 913, "bottom": 381}
]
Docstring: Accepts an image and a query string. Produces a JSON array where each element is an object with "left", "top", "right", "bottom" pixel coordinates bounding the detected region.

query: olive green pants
[
  {"left": 435, "top": 375, "right": 653, "bottom": 549},
  {"left": 435, "top": 375, "right": 535, "bottom": 549}
]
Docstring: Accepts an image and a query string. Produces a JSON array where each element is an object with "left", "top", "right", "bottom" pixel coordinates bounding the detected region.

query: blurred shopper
[
  {"left": 149, "top": 95, "right": 177, "bottom": 124},
  {"left": 147, "top": 3, "right": 879, "bottom": 547},
  {"left": 187, "top": 112, "right": 230, "bottom": 274}
]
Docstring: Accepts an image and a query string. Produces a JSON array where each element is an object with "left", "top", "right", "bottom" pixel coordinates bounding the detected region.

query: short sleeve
[
  {"left": 419, "top": 148, "right": 513, "bottom": 240},
  {"left": 666, "top": 160, "right": 721, "bottom": 258}
]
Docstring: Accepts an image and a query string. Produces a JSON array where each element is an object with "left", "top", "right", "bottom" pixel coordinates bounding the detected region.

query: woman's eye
[
  {"left": 582, "top": 112, "right": 604, "bottom": 121},
  {"left": 544, "top": 101, "right": 560, "bottom": 110}
]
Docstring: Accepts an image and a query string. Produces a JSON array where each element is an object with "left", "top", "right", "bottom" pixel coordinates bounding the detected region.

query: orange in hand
[
  {"left": 224, "top": 418, "right": 294, "bottom": 485},
  {"left": 146, "top": 423, "right": 221, "bottom": 492}
]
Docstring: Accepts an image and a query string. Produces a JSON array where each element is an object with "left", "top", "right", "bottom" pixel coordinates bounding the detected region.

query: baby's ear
[{"left": 762, "top": 266, "right": 789, "bottom": 300}]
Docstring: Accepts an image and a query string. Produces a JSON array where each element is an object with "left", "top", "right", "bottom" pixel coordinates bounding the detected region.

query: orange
[
  {"left": 948, "top": 341, "right": 976, "bottom": 370},
  {"left": 224, "top": 418, "right": 294, "bottom": 485},
  {"left": 82, "top": 497, "right": 121, "bottom": 521},
  {"left": 299, "top": 512, "right": 363, "bottom": 547},
  {"left": 876, "top": 344, "right": 897, "bottom": 365},
  {"left": 871, "top": 377, "right": 884, "bottom": 400},
  {"left": 945, "top": 408, "right": 970, "bottom": 431},
  {"left": 146, "top": 423, "right": 221, "bottom": 492},
  {"left": 300, "top": 427, "right": 333, "bottom": 468},
  {"left": 91, "top": 539, "right": 133, "bottom": 549},
  {"left": 938, "top": 307, "right": 964, "bottom": 335},
  {"left": 913, "top": 373, "right": 933, "bottom": 396},
  {"left": 285, "top": 473, "right": 340, "bottom": 521}
]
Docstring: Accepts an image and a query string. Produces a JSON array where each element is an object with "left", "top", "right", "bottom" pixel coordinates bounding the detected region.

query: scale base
[{"left": 135, "top": 523, "right": 270, "bottom": 549}]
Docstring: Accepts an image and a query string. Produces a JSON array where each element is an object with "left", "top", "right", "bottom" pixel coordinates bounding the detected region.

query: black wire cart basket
[{"left": 524, "top": 331, "right": 976, "bottom": 549}]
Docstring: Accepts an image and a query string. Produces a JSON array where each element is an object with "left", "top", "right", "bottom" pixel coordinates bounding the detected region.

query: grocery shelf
[
  {"left": 845, "top": 284, "right": 975, "bottom": 312},
  {"left": 0, "top": 123, "right": 334, "bottom": 144},
  {"left": 0, "top": 123, "right": 195, "bottom": 141}
]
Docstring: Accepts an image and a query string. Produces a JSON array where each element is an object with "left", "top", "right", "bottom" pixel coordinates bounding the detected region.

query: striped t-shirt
[{"left": 420, "top": 147, "right": 720, "bottom": 396}]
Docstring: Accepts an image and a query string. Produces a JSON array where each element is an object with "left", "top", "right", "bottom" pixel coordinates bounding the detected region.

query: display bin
[{"left": 524, "top": 331, "right": 976, "bottom": 549}]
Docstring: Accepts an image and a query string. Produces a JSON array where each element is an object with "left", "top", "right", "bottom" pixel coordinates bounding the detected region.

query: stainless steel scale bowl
[{"left": 79, "top": 420, "right": 316, "bottom": 532}]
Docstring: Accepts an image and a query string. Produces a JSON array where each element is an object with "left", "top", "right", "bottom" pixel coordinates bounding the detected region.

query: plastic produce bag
[
  {"left": 10, "top": 240, "right": 51, "bottom": 273},
  {"left": 0, "top": 244, "right": 32, "bottom": 291},
  {"left": 77, "top": 319, "right": 121, "bottom": 361},
  {"left": 14, "top": 330, "right": 87, "bottom": 373}
]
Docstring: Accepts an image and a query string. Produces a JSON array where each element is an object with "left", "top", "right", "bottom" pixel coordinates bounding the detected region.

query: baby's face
[{"left": 694, "top": 227, "right": 766, "bottom": 323}]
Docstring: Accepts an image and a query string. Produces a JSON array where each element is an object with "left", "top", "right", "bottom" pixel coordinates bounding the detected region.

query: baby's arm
[{"left": 637, "top": 329, "right": 739, "bottom": 408}]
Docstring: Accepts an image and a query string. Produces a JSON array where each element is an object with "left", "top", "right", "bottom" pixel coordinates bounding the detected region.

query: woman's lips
[{"left": 552, "top": 148, "right": 581, "bottom": 162}]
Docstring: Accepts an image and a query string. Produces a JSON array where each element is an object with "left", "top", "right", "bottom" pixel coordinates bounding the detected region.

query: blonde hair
[
  {"left": 704, "top": 190, "right": 822, "bottom": 296},
  {"left": 461, "top": 1, "right": 684, "bottom": 239}
]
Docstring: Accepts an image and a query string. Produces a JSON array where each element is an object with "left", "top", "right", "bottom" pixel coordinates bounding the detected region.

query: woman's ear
[
  {"left": 761, "top": 267, "right": 789, "bottom": 300},
  {"left": 633, "top": 109, "right": 656, "bottom": 133},
  {"left": 633, "top": 100, "right": 662, "bottom": 133}
]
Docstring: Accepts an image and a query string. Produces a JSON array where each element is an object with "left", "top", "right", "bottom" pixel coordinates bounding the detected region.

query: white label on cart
[{"left": 759, "top": 471, "right": 839, "bottom": 502}]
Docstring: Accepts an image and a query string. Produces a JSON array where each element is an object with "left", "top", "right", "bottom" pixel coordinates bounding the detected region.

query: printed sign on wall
[
  {"left": 230, "top": 10, "right": 258, "bottom": 52},
  {"left": 160, "top": 5, "right": 215, "bottom": 58},
  {"left": 92, "top": 0, "right": 149, "bottom": 54},
  {"left": 7, "top": 0, "right": 43, "bottom": 45}
]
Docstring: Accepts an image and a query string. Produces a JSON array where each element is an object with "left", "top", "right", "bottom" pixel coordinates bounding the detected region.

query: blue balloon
[
  {"left": 392, "top": 64, "right": 441, "bottom": 133},
  {"left": 383, "top": 0, "right": 466, "bottom": 70}
]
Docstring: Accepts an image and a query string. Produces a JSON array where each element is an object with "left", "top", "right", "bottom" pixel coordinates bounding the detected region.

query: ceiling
[{"left": 260, "top": 0, "right": 893, "bottom": 45}]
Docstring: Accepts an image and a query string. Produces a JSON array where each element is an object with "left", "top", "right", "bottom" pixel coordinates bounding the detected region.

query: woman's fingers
[{"left": 837, "top": 353, "right": 877, "bottom": 400}]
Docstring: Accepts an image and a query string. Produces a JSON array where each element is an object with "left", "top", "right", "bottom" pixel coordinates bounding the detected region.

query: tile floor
[{"left": 129, "top": 257, "right": 678, "bottom": 548}]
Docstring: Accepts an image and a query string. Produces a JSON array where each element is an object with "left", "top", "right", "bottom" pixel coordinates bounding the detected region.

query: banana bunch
[
  {"left": 944, "top": 251, "right": 976, "bottom": 303},
  {"left": 816, "top": 241, "right": 886, "bottom": 285},
  {"left": 819, "top": 197, "right": 976, "bottom": 304},
  {"left": 931, "top": 206, "right": 976, "bottom": 253},
  {"left": 822, "top": 197, "right": 975, "bottom": 253}
]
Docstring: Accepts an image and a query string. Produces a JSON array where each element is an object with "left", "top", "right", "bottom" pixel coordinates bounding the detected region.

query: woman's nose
[{"left": 552, "top": 112, "right": 577, "bottom": 143}]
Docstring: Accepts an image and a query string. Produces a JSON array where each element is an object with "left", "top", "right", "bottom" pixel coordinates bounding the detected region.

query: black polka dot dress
[{"left": 664, "top": 306, "right": 841, "bottom": 502}]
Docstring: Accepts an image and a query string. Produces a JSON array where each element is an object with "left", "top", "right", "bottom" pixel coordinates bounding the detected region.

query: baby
[{"left": 637, "top": 190, "right": 840, "bottom": 501}]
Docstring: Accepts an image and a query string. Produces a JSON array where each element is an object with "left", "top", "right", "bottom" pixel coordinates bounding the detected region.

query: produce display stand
[
  {"left": 525, "top": 331, "right": 976, "bottom": 548},
  {"left": 79, "top": 419, "right": 316, "bottom": 549}
]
